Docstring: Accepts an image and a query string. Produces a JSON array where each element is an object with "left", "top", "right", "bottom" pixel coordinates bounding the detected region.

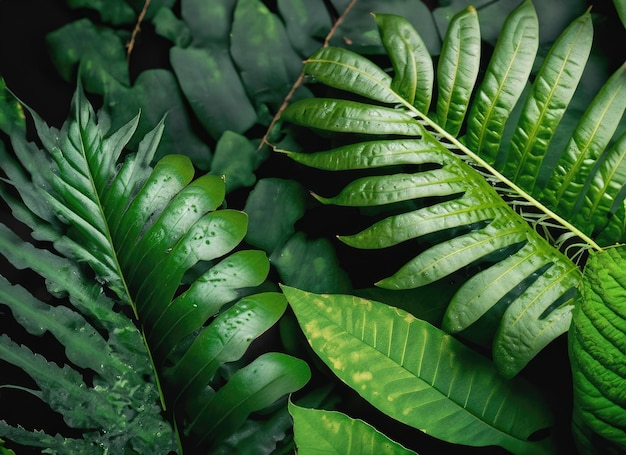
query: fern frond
[
  {"left": 275, "top": 1, "right": 625, "bottom": 377},
  {"left": 0, "top": 79, "right": 309, "bottom": 452}
]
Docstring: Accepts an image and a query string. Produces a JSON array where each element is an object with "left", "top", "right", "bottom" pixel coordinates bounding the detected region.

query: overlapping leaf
[
  {"left": 278, "top": 1, "right": 626, "bottom": 378},
  {"left": 282, "top": 286, "right": 555, "bottom": 454},
  {"left": 0, "top": 81, "right": 309, "bottom": 452}
]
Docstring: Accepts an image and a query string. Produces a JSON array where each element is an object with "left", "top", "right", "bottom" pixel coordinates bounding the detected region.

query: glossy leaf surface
[
  {"left": 282, "top": 286, "right": 554, "bottom": 454},
  {"left": 465, "top": 0, "right": 539, "bottom": 164},
  {"left": 569, "top": 246, "right": 626, "bottom": 453},
  {"left": 289, "top": 402, "right": 417, "bottom": 455}
]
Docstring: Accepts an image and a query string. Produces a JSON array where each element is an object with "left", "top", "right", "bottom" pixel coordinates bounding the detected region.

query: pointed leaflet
[
  {"left": 436, "top": 6, "right": 480, "bottom": 136},
  {"left": 289, "top": 402, "right": 417, "bottom": 455},
  {"left": 465, "top": 0, "right": 539, "bottom": 165},
  {"left": 303, "top": 47, "right": 396, "bottom": 104},
  {"left": 162, "top": 292, "right": 287, "bottom": 401},
  {"left": 281, "top": 99, "right": 423, "bottom": 136},
  {"left": 185, "top": 352, "right": 311, "bottom": 449},
  {"left": 542, "top": 63, "right": 626, "bottom": 233},
  {"left": 576, "top": 133, "right": 626, "bottom": 237},
  {"left": 569, "top": 246, "right": 626, "bottom": 452},
  {"left": 375, "top": 13, "right": 433, "bottom": 113},
  {"left": 282, "top": 286, "right": 554, "bottom": 454},
  {"left": 506, "top": 9, "right": 593, "bottom": 191},
  {"left": 149, "top": 250, "right": 270, "bottom": 357}
]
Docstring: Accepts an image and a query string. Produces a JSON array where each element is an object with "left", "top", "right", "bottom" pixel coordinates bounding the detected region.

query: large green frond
[{"left": 0, "top": 81, "right": 309, "bottom": 452}]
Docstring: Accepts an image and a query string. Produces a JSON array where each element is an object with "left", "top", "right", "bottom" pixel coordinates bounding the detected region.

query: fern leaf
[
  {"left": 465, "top": 0, "right": 538, "bottom": 165},
  {"left": 273, "top": 1, "right": 625, "bottom": 376},
  {"left": 435, "top": 6, "right": 481, "bottom": 136},
  {"left": 1, "top": 81, "right": 309, "bottom": 452},
  {"left": 374, "top": 13, "right": 433, "bottom": 113},
  {"left": 542, "top": 63, "right": 626, "bottom": 234},
  {"left": 281, "top": 100, "right": 580, "bottom": 376},
  {"left": 505, "top": 9, "right": 593, "bottom": 191}
]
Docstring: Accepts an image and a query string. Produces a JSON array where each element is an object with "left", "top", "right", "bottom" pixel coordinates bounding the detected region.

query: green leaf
[
  {"left": 328, "top": 0, "right": 440, "bottom": 55},
  {"left": 465, "top": 0, "right": 539, "bottom": 165},
  {"left": 282, "top": 98, "right": 423, "bottom": 136},
  {"left": 542, "top": 63, "right": 626, "bottom": 230},
  {"left": 436, "top": 6, "right": 481, "bottom": 136},
  {"left": 615, "top": 0, "right": 626, "bottom": 28},
  {"left": 375, "top": 13, "right": 433, "bottom": 113},
  {"left": 277, "top": 0, "right": 330, "bottom": 56},
  {"left": 569, "top": 246, "right": 626, "bottom": 453},
  {"left": 163, "top": 292, "right": 287, "bottom": 400},
  {"left": 270, "top": 232, "right": 352, "bottom": 294},
  {"left": 231, "top": 0, "right": 303, "bottom": 110},
  {"left": 244, "top": 178, "right": 308, "bottom": 254},
  {"left": 186, "top": 352, "right": 311, "bottom": 448},
  {"left": 0, "top": 78, "right": 25, "bottom": 136},
  {"left": 576, "top": 132, "right": 626, "bottom": 237},
  {"left": 506, "top": 9, "right": 593, "bottom": 191},
  {"left": 281, "top": 286, "right": 554, "bottom": 454},
  {"left": 170, "top": 46, "right": 257, "bottom": 139},
  {"left": 103, "top": 69, "right": 212, "bottom": 169},
  {"left": 210, "top": 131, "right": 262, "bottom": 193},
  {"left": 150, "top": 250, "right": 271, "bottom": 358},
  {"left": 289, "top": 402, "right": 417, "bottom": 455},
  {"left": 66, "top": 0, "right": 136, "bottom": 25},
  {"left": 46, "top": 18, "right": 129, "bottom": 94},
  {"left": 304, "top": 47, "right": 397, "bottom": 104}
]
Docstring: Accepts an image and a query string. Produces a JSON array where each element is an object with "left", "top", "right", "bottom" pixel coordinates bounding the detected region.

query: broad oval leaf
[{"left": 281, "top": 285, "right": 554, "bottom": 454}]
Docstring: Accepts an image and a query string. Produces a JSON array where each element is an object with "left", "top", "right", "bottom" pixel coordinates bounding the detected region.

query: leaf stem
[{"left": 399, "top": 98, "right": 604, "bottom": 252}]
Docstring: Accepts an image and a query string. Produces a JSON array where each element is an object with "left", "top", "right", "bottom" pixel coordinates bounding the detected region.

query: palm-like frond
[
  {"left": 277, "top": 0, "right": 625, "bottom": 377},
  {"left": 0, "top": 79, "right": 309, "bottom": 452}
]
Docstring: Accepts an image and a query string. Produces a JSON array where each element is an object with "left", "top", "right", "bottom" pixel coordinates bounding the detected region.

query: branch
[
  {"left": 126, "top": 0, "right": 151, "bottom": 67},
  {"left": 257, "top": 0, "right": 359, "bottom": 151}
]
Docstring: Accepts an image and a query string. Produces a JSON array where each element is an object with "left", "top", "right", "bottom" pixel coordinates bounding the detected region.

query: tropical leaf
[
  {"left": 289, "top": 401, "right": 417, "bottom": 455},
  {"left": 569, "top": 245, "right": 626, "bottom": 453},
  {"left": 277, "top": 0, "right": 626, "bottom": 377},
  {"left": 0, "top": 80, "right": 309, "bottom": 452},
  {"left": 282, "top": 286, "right": 555, "bottom": 454}
]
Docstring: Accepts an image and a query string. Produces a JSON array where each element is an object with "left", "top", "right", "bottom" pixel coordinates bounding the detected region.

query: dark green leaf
[
  {"left": 46, "top": 18, "right": 129, "bottom": 94},
  {"left": 244, "top": 178, "right": 308, "bottom": 254},
  {"left": 231, "top": 0, "right": 303, "bottom": 110},
  {"left": 170, "top": 46, "right": 257, "bottom": 139},
  {"left": 186, "top": 352, "right": 311, "bottom": 448}
]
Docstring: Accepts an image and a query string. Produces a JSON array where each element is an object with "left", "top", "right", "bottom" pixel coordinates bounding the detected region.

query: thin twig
[
  {"left": 257, "top": 0, "right": 359, "bottom": 151},
  {"left": 126, "top": 0, "right": 151, "bottom": 67}
]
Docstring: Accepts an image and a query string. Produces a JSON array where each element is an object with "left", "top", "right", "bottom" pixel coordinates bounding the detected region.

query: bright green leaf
[
  {"left": 375, "top": 13, "right": 433, "bottom": 113},
  {"left": 465, "top": 0, "right": 539, "bottom": 165},
  {"left": 282, "top": 286, "right": 554, "bottom": 454},
  {"left": 436, "top": 6, "right": 481, "bottom": 136},
  {"left": 569, "top": 246, "right": 626, "bottom": 453},
  {"left": 289, "top": 402, "right": 417, "bottom": 454}
]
